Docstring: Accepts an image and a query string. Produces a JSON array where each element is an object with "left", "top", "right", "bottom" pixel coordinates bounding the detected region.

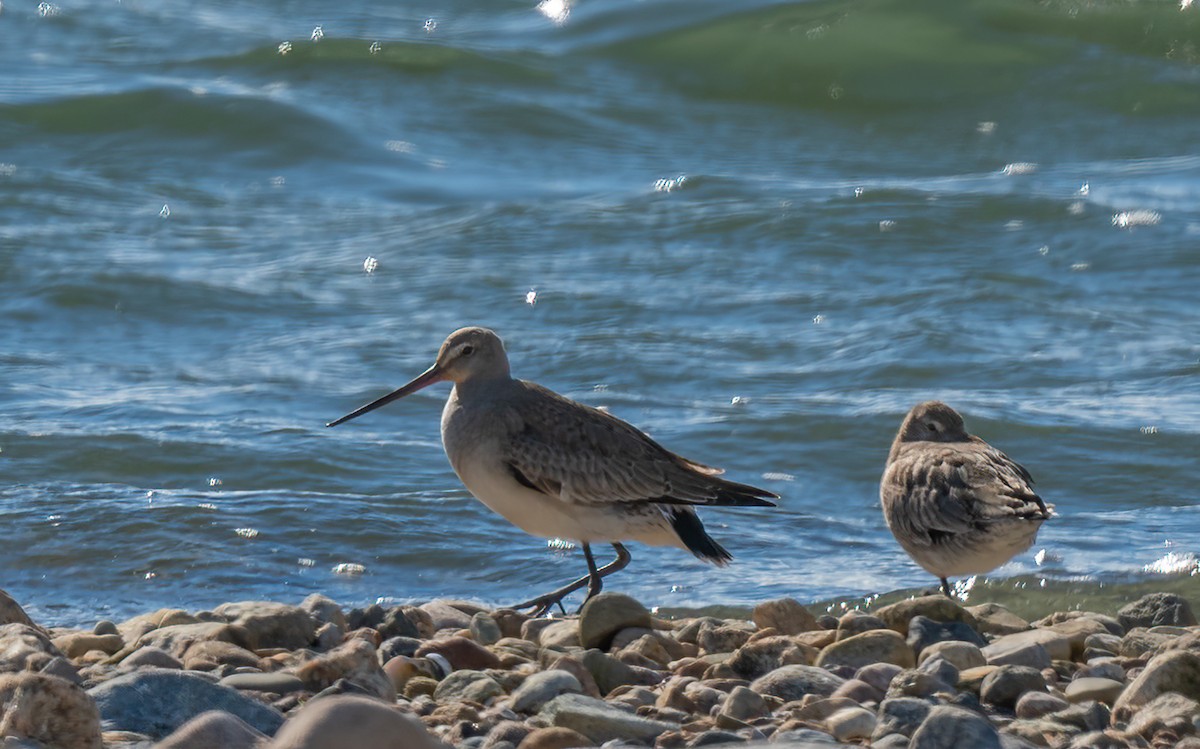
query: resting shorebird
[
  {"left": 880, "top": 401, "right": 1053, "bottom": 597},
  {"left": 328, "top": 327, "right": 777, "bottom": 614}
]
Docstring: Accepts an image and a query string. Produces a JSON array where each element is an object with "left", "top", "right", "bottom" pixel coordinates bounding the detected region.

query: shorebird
[
  {"left": 880, "top": 401, "right": 1053, "bottom": 597},
  {"left": 328, "top": 327, "right": 777, "bottom": 614}
]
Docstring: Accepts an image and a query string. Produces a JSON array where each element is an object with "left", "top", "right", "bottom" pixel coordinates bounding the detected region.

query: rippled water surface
[{"left": 2, "top": 0, "right": 1199, "bottom": 626}]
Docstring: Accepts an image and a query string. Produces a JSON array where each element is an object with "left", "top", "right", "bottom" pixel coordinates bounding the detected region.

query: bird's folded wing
[
  {"left": 888, "top": 445, "right": 1048, "bottom": 545},
  {"left": 502, "top": 383, "right": 774, "bottom": 507}
]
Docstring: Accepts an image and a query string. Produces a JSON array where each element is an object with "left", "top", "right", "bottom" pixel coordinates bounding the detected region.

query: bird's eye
[
  {"left": 926, "top": 422, "right": 939, "bottom": 432},
  {"left": 461, "top": 345, "right": 475, "bottom": 357}
]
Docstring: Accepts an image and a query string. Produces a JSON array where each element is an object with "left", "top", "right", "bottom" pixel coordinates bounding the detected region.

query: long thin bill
[{"left": 326, "top": 365, "right": 442, "bottom": 427}]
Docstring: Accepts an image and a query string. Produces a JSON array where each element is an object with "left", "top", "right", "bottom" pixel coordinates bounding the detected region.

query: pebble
[
  {"left": 917, "top": 639, "right": 986, "bottom": 671},
  {"left": 212, "top": 600, "right": 317, "bottom": 650},
  {"left": 0, "top": 672, "right": 102, "bottom": 749},
  {"left": 979, "top": 665, "right": 1046, "bottom": 707},
  {"left": 510, "top": 669, "right": 582, "bottom": 713},
  {"left": 909, "top": 704, "right": 1002, "bottom": 749},
  {"left": 752, "top": 597, "right": 819, "bottom": 635},
  {"left": 154, "top": 709, "right": 268, "bottom": 749},
  {"left": 817, "top": 628, "right": 915, "bottom": 671},
  {"left": 516, "top": 726, "right": 591, "bottom": 749},
  {"left": 539, "top": 692, "right": 673, "bottom": 744},
  {"left": 750, "top": 664, "right": 845, "bottom": 701},
  {"left": 271, "top": 694, "right": 446, "bottom": 749},
  {"left": 1, "top": 586, "right": 1196, "bottom": 749},
  {"left": 872, "top": 696, "right": 931, "bottom": 739},
  {"left": 1063, "top": 676, "right": 1125, "bottom": 705},
  {"left": 87, "top": 667, "right": 284, "bottom": 738},
  {"left": 826, "top": 705, "right": 877, "bottom": 741},
  {"left": 1014, "top": 690, "right": 1070, "bottom": 718},
  {"left": 219, "top": 671, "right": 306, "bottom": 694}
]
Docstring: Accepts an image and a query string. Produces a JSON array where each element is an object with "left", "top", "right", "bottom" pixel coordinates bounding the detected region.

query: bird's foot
[
  {"left": 509, "top": 575, "right": 593, "bottom": 617},
  {"left": 508, "top": 592, "right": 571, "bottom": 618}
]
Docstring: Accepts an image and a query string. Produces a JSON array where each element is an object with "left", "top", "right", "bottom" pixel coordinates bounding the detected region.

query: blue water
[{"left": 2, "top": 0, "right": 1198, "bottom": 626}]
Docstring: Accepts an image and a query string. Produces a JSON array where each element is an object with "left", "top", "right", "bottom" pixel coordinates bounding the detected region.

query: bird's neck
[{"left": 453, "top": 373, "right": 515, "bottom": 402}]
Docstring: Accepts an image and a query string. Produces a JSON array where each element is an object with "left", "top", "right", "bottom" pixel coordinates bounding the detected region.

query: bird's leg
[
  {"left": 940, "top": 577, "right": 953, "bottom": 598},
  {"left": 509, "top": 543, "right": 632, "bottom": 617}
]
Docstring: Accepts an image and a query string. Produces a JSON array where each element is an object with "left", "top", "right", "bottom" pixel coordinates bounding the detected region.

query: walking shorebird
[
  {"left": 880, "top": 401, "right": 1053, "bottom": 597},
  {"left": 328, "top": 327, "right": 777, "bottom": 615}
]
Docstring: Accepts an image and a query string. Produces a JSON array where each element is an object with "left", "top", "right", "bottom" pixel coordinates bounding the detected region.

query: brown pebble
[
  {"left": 417, "top": 636, "right": 501, "bottom": 671},
  {"left": 271, "top": 694, "right": 445, "bottom": 749},
  {"left": 517, "top": 726, "right": 593, "bottom": 749}
]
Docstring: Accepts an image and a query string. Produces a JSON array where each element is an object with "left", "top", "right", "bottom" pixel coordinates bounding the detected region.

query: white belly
[
  {"left": 452, "top": 456, "right": 680, "bottom": 547},
  {"left": 439, "top": 386, "right": 682, "bottom": 548}
]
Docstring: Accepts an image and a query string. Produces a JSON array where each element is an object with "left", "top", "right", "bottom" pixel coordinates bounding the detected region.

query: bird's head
[
  {"left": 327, "top": 326, "right": 510, "bottom": 427},
  {"left": 896, "top": 400, "right": 970, "bottom": 443}
]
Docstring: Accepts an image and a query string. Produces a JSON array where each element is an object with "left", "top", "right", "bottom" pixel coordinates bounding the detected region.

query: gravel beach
[{"left": 2, "top": 587, "right": 1198, "bottom": 749}]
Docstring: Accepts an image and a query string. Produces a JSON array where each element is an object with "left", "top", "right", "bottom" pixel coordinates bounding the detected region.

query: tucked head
[
  {"left": 896, "top": 401, "right": 970, "bottom": 443},
  {"left": 327, "top": 326, "right": 509, "bottom": 427}
]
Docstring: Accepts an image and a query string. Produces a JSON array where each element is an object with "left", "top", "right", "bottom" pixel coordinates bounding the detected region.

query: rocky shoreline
[{"left": 1, "top": 587, "right": 1198, "bottom": 749}]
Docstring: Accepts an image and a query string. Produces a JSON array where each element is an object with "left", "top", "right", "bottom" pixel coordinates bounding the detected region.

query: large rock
[
  {"left": 909, "top": 704, "right": 1002, "bottom": 749},
  {"left": 117, "top": 608, "right": 199, "bottom": 642},
  {"left": 1063, "top": 677, "right": 1124, "bottom": 705},
  {"left": 270, "top": 695, "right": 448, "bottom": 749},
  {"left": 213, "top": 601, "right": 317, "bottom": 650},
  {"left": 580, "top": 649, "right": 652, "bottom": 696},
  {"left": 907, "top": 616, "right": 987, "bottom": 656},
  {"left": 874, "top": 596, "right": 977, "bottom": 636},
  {"left": 981, "top": 632, "right": 1059, "bottom": 669},
  {"left": 419, "top": 601, "right": 474, "bottom": 632},
  {"left": 51, "top": 633, "right": 124, "bottom": 659},
  {"left": 300, "top": 594, "right": 348, "bottom": 632},
  {"left": 156, "top": 710, "right": 269, "bottom": 749},
  {"left": 0, "top": 590, "right": 39, "bottom": 629},
  {"left": 511, "top": 670, "right": 583, "bottom": 713},
  {"left": 1117, "top": 593, "right": 1197, "bottom": 630},
  {"left": 133, "top": 621, "right": 253, "bottom": 659},
  {"left": 749, "top": 664, "right": 845, "bottom": 702},
  {"left": 293, "top": 639, "right": 395, "bottom": 702},
  {"left": 816, "top": 629, "right": 915, "bottom": 671},
  {"left": 578, "top": 593, "right": 651, "bottom": 650},
  {"left": 88, "top": 668, "right": 284, "bottom": 739},
  {"left": 966, "top": 603, "right": 1029, "bottom": 636},
  {"left": 0, "top": 624, "right": 62, "bottom": 672},
  {"left": 979, "top": 665, "right": 1046, "bottom": 708},
  {"left": 727, "top": 635, "right": 817, "bottom": 679},
  {"left": 752, "top": 598, "right": 820, "bottom": 635},
  {"left": 0, "top": 672, "right": 102, "bottom": 749},
  {"left": 918, "top": 640, "right": 986, "bottom": 671},
  {"left": 1043, "top": 618, "right": 1114, "bottom": 661},
  {"left": 539, "top": 693, "right": 673, "bottom": 744},
  {"left": 1111, "top": 649, "right": 1200, "bottom": 721},
  {"left": 432, "top": 670, "right": 505, "bottom": 703},
  {"left": 826, "top": 706, "right": 876, "bottom": 742},
  {"left": 872, "top": 697, "right": 931, "bottom": 740}
]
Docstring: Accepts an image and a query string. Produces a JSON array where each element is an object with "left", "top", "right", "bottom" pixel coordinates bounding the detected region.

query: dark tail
[
  {"left": 669, "top": 507, "right": 733, "bottom": 566},
  {"left": 710, "top": 476, "right": 778, "bottom": 508}
]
